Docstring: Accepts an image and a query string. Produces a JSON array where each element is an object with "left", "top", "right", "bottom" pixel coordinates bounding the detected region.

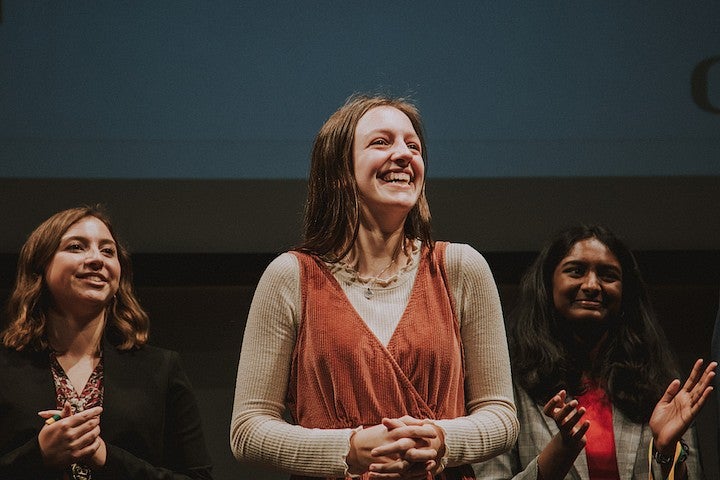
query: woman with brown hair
[
  {"left": 231, "top": 94, "right": 519, "bottom": 479},
  {"left": 0, "top": 206, "right": 213, "bottom": 479}
]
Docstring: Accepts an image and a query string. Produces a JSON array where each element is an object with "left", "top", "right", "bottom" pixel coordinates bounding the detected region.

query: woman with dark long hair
[
  {"left": 231, "top": 94, "right": 519, "bottom": 479},
  {"left": 475, "top": 224, "right": 715, "bottom": 480},
  {"left": 0, "top": 206, "right": 213, "bottom": 479}
]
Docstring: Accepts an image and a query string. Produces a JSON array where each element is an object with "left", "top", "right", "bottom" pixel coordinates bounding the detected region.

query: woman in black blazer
[{"left": 0, "top": 206, "right": 213, "bottom": 479}]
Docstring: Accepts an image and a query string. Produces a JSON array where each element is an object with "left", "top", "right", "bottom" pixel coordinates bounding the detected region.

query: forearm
[
  {"left": 536, "top": 433, "right": 584, "bottom": 480},
  {"left": 231, "top": 407, "right": 355, "bottom": 476},
  {"left": 230, "top": 253, "right": 358, "bottom": 476},
  {"left": 434, "top": 400, "right": 518, "bottom": 466},
  {"left": 444, "top": 245, "right": 519, "bottom": 464}
]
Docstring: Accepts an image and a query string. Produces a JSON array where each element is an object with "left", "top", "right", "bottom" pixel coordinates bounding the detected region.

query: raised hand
[
  {"left": 537, "top": 390, "right": 589, "bottom": 480},
  {"left": 37, "top": 405, "right": 103, "bottom": 468},
  {"left": 649, "top": 359, "right": 716, "bottom": 454},
  {"left": 543, "top": 390, "right": 589, "bottom": 450}
]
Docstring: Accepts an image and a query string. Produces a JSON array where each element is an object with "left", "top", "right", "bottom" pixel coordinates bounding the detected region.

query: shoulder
[
  {"left": 442, "top": 242, "right": 493, "bottom": 279},
  {"left": 0, "top": 345, "right": 45, "bottom": 367},
  {"left": 108, "top": 344, "right": 179, "bottom": 368},
  {"left": 258, "top": 252, "right": 301, "bottom": 286}
]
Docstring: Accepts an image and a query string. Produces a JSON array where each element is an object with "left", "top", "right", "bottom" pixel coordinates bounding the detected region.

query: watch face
[{"left": 653, "top": 449, "right": 673, "bottom": 465}]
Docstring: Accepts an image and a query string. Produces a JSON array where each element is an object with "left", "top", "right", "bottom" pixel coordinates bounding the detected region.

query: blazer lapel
[{"left": 612, "top": 407, "right": 644, "bottom": 480}]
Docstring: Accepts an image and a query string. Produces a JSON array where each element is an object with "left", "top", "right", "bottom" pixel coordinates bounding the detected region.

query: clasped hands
[
  {"left": 37, "top": 403, "right": 107, "bottom": 470},
  {"left": 348, "top": 415, "right": 445, "bottom": 479}
]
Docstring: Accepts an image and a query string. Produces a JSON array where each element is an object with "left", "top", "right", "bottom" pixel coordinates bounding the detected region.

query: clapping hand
[
  {"left": 37, "top": 404, "right": 104, "bottom": 469},
  {"left": 536, "top": 390, "right": 589, "bottom": 480},
  {"left": 649, "top": 359, "right": 716, "bottom": 455},
  {"left": 543, "top": 390, "right": 589, "bottom": 452}
]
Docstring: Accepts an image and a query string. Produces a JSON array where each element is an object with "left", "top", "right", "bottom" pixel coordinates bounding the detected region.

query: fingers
[
  {"left": 542, "top": 390, "right": 566, "bottom": 417},
  {"left": 368, "top": 457, "right": 432, "bottom": 479},
  {"left": 382, "top": 417, "right": 407, "bottom": 430},
  {"left": 659, "top": 379, "right": 682, "bottom": 404},
  {"left": 37, "top": 407, "right": 103, "bottom": 468},
  {"left": 689, "top": 361, "right": 717, "bottom": 397},
  {"left": 559, "top": 406, "right": 586, "bottom": 435},
  {"left": 396, "top": 415, "right": 424, "bottom": 425},
  {"left": 382, "top": 424, "right": 437, "bottom": 443},
  {"left": 573, "top": 420, "right": 590, "bottom": 444},
  {"left": 370, "top": 432, "right": 430, "bottom": 457},
  {"left": 69, "top": 423, "right": 102, "bottom": 453},
  {"left": 402, "top": 446, "right": 438, "bottom": 463},
  {"left": 688, "top": 361, "right": 716, "bottom": 410}
]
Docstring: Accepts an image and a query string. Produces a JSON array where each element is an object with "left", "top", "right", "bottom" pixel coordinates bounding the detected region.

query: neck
[
  {"left": 349, "top": 226, "right": 407, "bottom": 278},
  {"left": 568, "top": 323, "right": 610, "bottom": 366},
  {"left": 47, "top": 310, "right": 105, "bottom": 357}
]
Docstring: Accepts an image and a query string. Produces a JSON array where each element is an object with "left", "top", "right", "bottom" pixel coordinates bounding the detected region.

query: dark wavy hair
[
  {"left": 297, "top": 93, "right": 433, "bottom": 261},
  {"left": 509, "top": 224, "right": 678, "bottom": 422},
  {"left": 2, "top": 206, "right": 149, "bottom": 351}
]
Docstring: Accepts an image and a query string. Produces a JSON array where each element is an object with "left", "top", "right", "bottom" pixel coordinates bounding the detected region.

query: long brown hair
[
  {"left": 2, "top": 206, "right": 149, "bottom": 351},
  {"left": 298, "top": 94, "right": 433, "bottom": 261}
]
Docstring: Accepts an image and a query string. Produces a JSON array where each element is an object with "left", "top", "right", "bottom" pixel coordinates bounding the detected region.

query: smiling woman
[
  {"left": 550, "top": 238, "right": 623, "bottom": 326},
  {"left": 44, "top": 217, "right": 121, "bottom": 321},
  {"left": 474, "top": 224, "right": 716, "bottom": 480},
  {"left": 0, "top": 206, "right": 213, "bottom": 480},
  {"left": 230, "top": 94, "right": 519, "bottom": 479}
]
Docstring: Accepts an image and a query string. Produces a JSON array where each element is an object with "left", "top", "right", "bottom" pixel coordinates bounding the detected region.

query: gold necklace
[{"left": 361, "top": 240, "right": 404, "bottom": 300}]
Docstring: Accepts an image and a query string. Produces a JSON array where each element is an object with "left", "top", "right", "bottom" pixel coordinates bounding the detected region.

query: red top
[{"left": 575, "top": 383, "right": 620, "bottom": 480}]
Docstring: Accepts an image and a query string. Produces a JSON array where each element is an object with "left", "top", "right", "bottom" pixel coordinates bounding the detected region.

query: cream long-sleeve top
[{"left": 230, "top": 242, "right": 519, "bottom": 477}]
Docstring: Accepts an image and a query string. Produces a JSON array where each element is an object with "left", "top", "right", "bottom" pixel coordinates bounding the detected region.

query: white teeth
[
  {"left": 82, "top": 275, "right": 105, "bottom": 282},
  {"left": 382, "top": 172, "right": 411, "bottom": 183}
]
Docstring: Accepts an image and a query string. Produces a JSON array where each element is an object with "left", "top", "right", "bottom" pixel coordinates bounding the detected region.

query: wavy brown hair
[
  {"left": 2, "top": 206, "right": 149, "bottom": 351},
  {"left": 298, "top": 94, "right": 433, "bottom": 261}
]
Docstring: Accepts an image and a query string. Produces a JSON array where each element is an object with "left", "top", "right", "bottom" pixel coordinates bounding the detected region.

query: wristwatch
[{"left": 653, "top": 439, "right": 689, "bottom": 465}]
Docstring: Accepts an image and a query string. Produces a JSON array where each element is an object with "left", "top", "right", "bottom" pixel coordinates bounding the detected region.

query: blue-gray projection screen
[{"left": 1, "top": 2, "right": 719, "bottom": 179}]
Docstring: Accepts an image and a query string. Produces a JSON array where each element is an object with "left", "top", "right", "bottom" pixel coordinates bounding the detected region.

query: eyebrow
[
  {"left": 561, "top": 260, "right": 621, "bottom": 271},
  {"left": 362, "top": 127, "right": 420, "bottom": 139},
  {"left": 61, "top": 235, "right": 116, "bottom": 246}
]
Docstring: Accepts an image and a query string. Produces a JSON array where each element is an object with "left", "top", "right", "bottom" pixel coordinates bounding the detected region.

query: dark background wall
[{"left": 1, "top": 2, "right": 719, "bottom": 479}]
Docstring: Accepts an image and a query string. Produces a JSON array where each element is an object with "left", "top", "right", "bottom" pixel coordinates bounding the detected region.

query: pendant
[{"left": 364, "top": 287, "right": 374, "bottom": 299}]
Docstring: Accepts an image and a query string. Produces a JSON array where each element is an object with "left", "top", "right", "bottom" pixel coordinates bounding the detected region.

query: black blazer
[{"left": 0, "top": 340, "right": 213, "bottom": 479}]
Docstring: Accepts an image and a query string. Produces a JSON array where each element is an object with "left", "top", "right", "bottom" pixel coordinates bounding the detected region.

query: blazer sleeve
[
  {"left": 0, "top": 437, "right": 58, "bottom": 479},
  {"left": 0, "top": 348, "right": 60, "bottom": 479},
  {"left": 94, "top": 350, "right": 213, "bottom": 480}
]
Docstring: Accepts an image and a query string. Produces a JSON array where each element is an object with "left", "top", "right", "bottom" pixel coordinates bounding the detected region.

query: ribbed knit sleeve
[
  {"left": 230, "top": 245, "right": 519, "bottom": 475},
  {"left": 434, "top": 243, "right": 519, "bottom": 465},
  {"left": 230, "top": 253, "right": 355, "bottom": 477}
]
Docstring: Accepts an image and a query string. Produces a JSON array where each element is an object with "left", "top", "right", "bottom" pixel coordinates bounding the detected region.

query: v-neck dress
[{"left": 231, "top": 241, "right": 518, "bottom": 478}]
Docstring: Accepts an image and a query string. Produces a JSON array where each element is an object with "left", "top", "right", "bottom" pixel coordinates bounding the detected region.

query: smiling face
[
  {"left": 552, "top": 237, "right": 623, "bottom": 324},
  {"left": 352, "top": 106, "right": 425, "bottom": 219},
  {"left": 44, "top": 216, "right": 121, "bottom": 316}
]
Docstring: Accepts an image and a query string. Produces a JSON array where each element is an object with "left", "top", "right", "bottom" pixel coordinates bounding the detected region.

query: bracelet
[{"left": 652, "top": 439, "right": 689, "bottom": 465}]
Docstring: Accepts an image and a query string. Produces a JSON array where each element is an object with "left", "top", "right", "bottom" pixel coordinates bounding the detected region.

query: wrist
[
  {"left": 652, "top": 439, "right": 689, "bottom": 466},
  {"left": 346, "top": 426, "right": 364, "bottom": 474}
]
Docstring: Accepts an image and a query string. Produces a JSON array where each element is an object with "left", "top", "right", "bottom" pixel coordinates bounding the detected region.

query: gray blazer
[{"left": 474, "top": 384, "right": 703, "bottom": 480}]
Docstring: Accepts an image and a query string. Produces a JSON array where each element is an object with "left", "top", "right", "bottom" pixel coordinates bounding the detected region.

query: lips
[
  {"left": 574, "top": 299, "right": 604, "bottom": 309},
  {"left": 77, "top": 272, "right": 108, "bottom": 283},
  {"left": 380, "top": 171, "right": 413, "bottom": 184}
]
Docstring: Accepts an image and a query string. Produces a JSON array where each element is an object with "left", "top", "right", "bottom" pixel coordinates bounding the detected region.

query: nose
[
  {"left": 390, "top": 141, "right": 412, "bottom": 166},
  {"left": 84, "top": 247, "right": 104, "bottom": 269},
  {"left": 581, "top": 272, "right": 600, "bottom": 294}
]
